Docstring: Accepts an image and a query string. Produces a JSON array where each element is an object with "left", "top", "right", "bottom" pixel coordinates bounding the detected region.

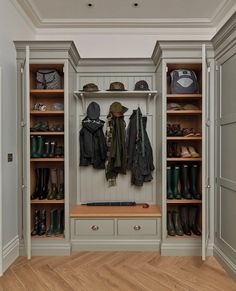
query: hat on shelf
[
  {"left": 107, "top": 82, "right": 127, "bottom": 91},
  {"left": 134, "top": 80, "right": 150, "bottom": 91},
  {"left": 80, "top": 83, "right": 99, "bottom": 92},
  {"left": 109, "top": 102, "right": 128, "bottom": 117}
]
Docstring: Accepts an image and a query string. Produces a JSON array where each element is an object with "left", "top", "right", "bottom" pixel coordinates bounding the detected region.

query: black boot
[
  {"left": 55, "top": 209, "right": 64, "bottom": 235},
  {"left": 39, "top": 168, "right": 50, "bottom": 199},
  {"left": 56, "top": 169, "right": 64, "bottom": 200},
  {"left": 172, "top": 211, "right": 184, "bottom": 236},
  {"left": 31, "top": 209, "right": 40, "bottom": 236},
  {"left": 49, "top": 141, "right": 56, "bottom": 158},
  {"left": 181, "top": 165, "right": 192, "bottom": 199},
  {"left": 180, "top": 206, "right": 191, "bottom": 235},
  {"left": 167, "top": 211, "right": 175, "bottom": 236},
  {"left": 31, "top": 168, "right": 42, "bottom": 200},
  {"left": 189, "top": 206, "right": 201, "bottom": 236},
  {"left": 172, "top": 166, "right": 182, "bottom": 199},
  {"left": 46, "top": 209, "right": 56, "bottom": 235},
  {"left": 38, "top": 209, "right": 47, "bottom": 236},
  {"left": 189, "top": 165, "right": 202, "bottom": 200},
  {"left": 42, "top": 141, "right": 50, "bottom": 158},
  {"left": 167, "top": 166, "right": 174, "bottom": 199}
]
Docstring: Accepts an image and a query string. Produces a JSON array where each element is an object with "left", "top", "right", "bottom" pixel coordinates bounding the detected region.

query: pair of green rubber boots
[
  {"left": 31, "top": 136, "right": 57, "bottom": 158},
  {"left": 167, "top": 164, "right": 201, "bottom": 200}
]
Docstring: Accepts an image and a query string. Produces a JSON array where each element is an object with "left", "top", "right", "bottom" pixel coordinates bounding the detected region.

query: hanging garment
[
  {"left": 105, "top": 102, "right": 128, "bottom": 186},
  {"left": 127, "top": 107, "right": 154, "bottom": 186},
  {"left": 79, "top": 102, "right": 107, "bottom": 169}
]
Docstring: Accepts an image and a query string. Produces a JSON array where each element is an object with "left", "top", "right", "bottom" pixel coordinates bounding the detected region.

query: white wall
[{"left": 0, "top": 0, "right": 35, "bottom": 272}]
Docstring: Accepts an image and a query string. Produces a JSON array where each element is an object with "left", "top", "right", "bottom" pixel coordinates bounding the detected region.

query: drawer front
[
  {"left": 118, "top": 219, "right": 157, "bottom": 236},
  {"left": 75, "top": 219, "right": 114, "bottom": 236}
]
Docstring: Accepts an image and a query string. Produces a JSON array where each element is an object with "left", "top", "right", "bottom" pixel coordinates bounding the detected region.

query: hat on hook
[
  {"left": 109, "top": 102, "right": 128, "bottom": 117},
  {"left": 80, "top": 83, "right": 99, "bottom": 92},
  {"left": 134, "top": 80, "right": 150, "bottom": 91},
  {"left": 107, "top": 82, "right": 127, "bottom": 91}
]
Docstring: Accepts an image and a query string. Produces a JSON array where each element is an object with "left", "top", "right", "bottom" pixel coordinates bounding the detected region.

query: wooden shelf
[
  {"left": 30, "top": 132, "right": 64, "bottom": 135},
  {"left": 74, "top": 90, "right": 158, "bottom": 99},
  {"left": 167, "top": 158, "right": 202, "bottom": 161},
  {"left": 30, "top": 110, "right": 64, "bottom": 116},
  {"left": 167, "top": 234, "right": 201, "bottom": 239},
  {"left": 30, "top": 158, "right": 64, "bottom": 162},
  {"left": 31, "top": 234, "right": 64, "bottom": 238},
  {"left": 167, "top": 136, "right": 202, "bottom": 141},
  {"left": 31, "top": 200, "right": 64, "bottom": 204},
  {"left": 30, "top": 89, "right": 64, "bottom": 97},
  {"left": 167, "top": 199, "right": 202, "bottom": 204},
  {"left": 167, "top": 94, "right": 202, "bottom": 100},
  {"left": 70, "top": 204, "right": 162, "bottom": 218},
  {"left": 167, "top": 110, "right": 202, "bottom": 115}
]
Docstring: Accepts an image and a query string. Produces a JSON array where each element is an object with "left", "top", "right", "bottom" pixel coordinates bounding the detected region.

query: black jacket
[
  {"left": 79, "top": 102, "right": 107, "bottom": 169},
  {"left": 127, "top": 108, "right": 154, "bottom": 186}
]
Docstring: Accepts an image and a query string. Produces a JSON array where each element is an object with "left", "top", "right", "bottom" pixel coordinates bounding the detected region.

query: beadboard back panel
[{"left": 76, "top": 73, "right": 158, "bottom": 204}]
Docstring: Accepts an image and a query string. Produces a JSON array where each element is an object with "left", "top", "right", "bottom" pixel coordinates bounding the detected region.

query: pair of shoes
[
  {"left": 31, "top": 168, "right": 50, "bottom": 200},
  {"left": 46, "top": 208, "right": 64, "bottom": 235},
  {"left": 33, "top": 103, "right": 47, "bottom": 111},
  {"left": 49, "top": 124, "right": 64, "bottom": 132},
  {"left": 47, "top": 169, "right": 64, "bottom": 200},
  {"left": 55, "top": 146, "right": 64, "bottom": 158},
  {"left": 167, "top": 164, "right": 202, "bottom": 200},
  {"left": 30, "top": 121, "right": 49, "bottom": 132},
  {"left": 167, "top": 103, "right": 200, "bottom": 111},
  {"left": 31, "top": 209, "right": 47, "bottom": 236},
  {"left": 167, "top": 124, "right": 183, "bottom": 136},
  {"left": 167, "top": 206, "right": 201, "bottom": 236},
  {"left": 167, "top": 143, "right": 181, "bottom": 158},
  {"left": 182, "top": 128, "right": 201, "bottom": 137},
  {"left": 180, "top": 145, "right": 200, "bottom": 158}
]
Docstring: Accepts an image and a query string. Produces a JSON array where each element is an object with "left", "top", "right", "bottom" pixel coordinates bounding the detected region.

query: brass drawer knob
[
  {"left": 91, "top": 225, "right": 99, "bottom": 231},
  {"left": 133, "top": 225, "right": 141, "bottom": 231}
]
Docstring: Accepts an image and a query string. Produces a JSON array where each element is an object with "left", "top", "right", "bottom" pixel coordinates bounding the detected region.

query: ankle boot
[
  {"left": 46, "top": 209, "right": 56, "bottom": 235},
  {"left": 55, "top": 209, "right": 64, "bottom": 235},
  {"left": 167, "top": 167, "right": 174, "bottom": 199},
  {"left": 31, "top": 209, "right": 40, "bottom": 235},
  {"left": 49, "top": 141, "right": 56, "bottom": 158},
  {"left": 31, "top": 168, "right": 42, "bottom": 200},
  {"left": 189, "top": 206, "right": 201, "bottom": 236},
  {"left": 167, "top": 211, "right": 175, "bottom": 236},
  {"left": 180, "top": 206, "right": 191, "bottom": 235},
  {"left": 172, "top": 211, "right": 184, "bottom": 236},
  {"left": 172, "top": 166, "right": 182, "bottom": 199},
  {"left": 31, "top": 136, "right": 38, "bottom": 157},
  {"left": 172, "top": 143, "right": 181, "bottom": 158},
  {"left": 39, "top": 168, "right": 50, "bottom": 199},
  {"left": 47, "top": 169, "right": 58, "bottom": 200},
  {"left": 189, "top": 165, "right": 202, "bottom": 199},
  {"left": 38, "top": 209, "right": 46, "bottom": 236},
  {"left": 32, "top": 136, "right": 44, "bottom": 158},
  {"left": 56, "top": 169, "right": 64, "bottom": 200},
  {"left": 181, "top": 165, "right": 192, "bottom": 199},
  {"left": 42, "top": 141, "right": 50, "bottom": 158},
  {"left": 167, "top": 143, "right": 174, "bottom": 158}
]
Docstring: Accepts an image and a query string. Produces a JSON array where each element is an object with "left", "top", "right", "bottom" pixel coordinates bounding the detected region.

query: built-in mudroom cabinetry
[{"left": 14, "top": 40, "right": 215, "bottom": 259}]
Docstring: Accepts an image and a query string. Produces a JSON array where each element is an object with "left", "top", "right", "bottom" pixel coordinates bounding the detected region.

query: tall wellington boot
[
  {"left": 167, "top": 211, "right": 175, "bottom": 236},
  {"left": 31, "top": 168, "right": 42, "bottom": 200},
  {"left": 55, "top": 209, "right": 64, "bottom": 235},
  {"left": 172, "top": 211, "right": 184, "bottom": 236},
  {"left": 172, "top": 166, "right": 182, "bottom": 199},
  {"left": 47, "top": 169, "right": 58, "bottom": 200},
  {"left": 189, "top": 206, "right": 201, "bottom": 236},
  {"left": 46, "top": 209, "right": 56, "bottom": 235},
  {"left": 39, "top": 168, "right": 50, "bottom": 199},
  {"left": 31, "top": 136, "right": 38, "bottom": 158},
  {"left": 42, "top": 141, "right": 50, "bottom": 158},
  {"left": 167, "top": 166, "right": 174, "bottom": 199},
  {"left": 180, "top": 206, "right": 191, "bottom": 235},
  {"left": 48, "top": 141, "right": 56, "bottom": 158},
  {"left": 31, "top": 209, "right": 40, "bottom": 236},
  {"left": 56, "top": 169, "right": 64, "bottom": 200},
  {"left": 181, "top": 165, "right": 192, "bottom": 199},
  {"left": 38, "top": 209, "right": 46, "bottom": 236},
  {"left": 189, "top": 165, "right": 202, "bottom": 200},
  {"left": 32, "top": 136, "right": 44, "bottom": 158}
]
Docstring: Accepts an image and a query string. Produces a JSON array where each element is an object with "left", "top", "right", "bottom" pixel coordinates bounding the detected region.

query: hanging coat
[
  {"left": 79, "top": 102, "right": 107, "bottom": 169},
  {"left": 127, "top": 108, "right": 154, "bottom": 186}
]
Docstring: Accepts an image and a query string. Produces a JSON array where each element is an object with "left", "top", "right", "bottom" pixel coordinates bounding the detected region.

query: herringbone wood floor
[{"left": 0, "top": 252, "right": 236, "bottom": 291}]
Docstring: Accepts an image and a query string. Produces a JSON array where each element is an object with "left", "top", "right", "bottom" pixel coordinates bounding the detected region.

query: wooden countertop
[{"left": 70, "top": 205, "right": 162, "bottom": 218}]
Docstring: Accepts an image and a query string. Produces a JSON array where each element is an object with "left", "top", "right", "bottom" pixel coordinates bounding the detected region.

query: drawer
[
  {"left": 117, "top": 219, "right": 157, "bottom": 236},
  {"left": 74, "top": 219, "right": 114, "bottom": 236}
]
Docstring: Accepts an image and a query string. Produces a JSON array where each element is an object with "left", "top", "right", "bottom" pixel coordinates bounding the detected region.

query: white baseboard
[
  {"left": 3, "top": 236, "right": 19, "bottom": 273},
  {"left": 20, "top": 241, "right": 71, "bottom": 256},
  {"left": 71, "top": 239, "right": 160, "bottom": 251},
  {"left": 214, "top": 244, "right": 236, "bottom": 282}
]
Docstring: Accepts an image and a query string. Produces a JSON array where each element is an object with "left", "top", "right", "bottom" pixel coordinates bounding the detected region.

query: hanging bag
[
  {"left": 36, "top": 70, "right": 61, "bottom": 89},
  {"left": 170, "top": 69, "right": 198, "bottom": 94}
]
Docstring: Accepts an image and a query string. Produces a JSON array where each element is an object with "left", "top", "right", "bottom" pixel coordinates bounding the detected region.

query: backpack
[{"left": 170, "top": 69, "right": 199, "bottom": 94}]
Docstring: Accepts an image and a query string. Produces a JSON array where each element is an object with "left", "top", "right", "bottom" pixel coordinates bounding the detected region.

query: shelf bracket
[
  {"left": 146, "top": 93, "right": 152, "bottom": 115},
  {"left": 74, "top": 93, "right": 86, "bottom": 114}
]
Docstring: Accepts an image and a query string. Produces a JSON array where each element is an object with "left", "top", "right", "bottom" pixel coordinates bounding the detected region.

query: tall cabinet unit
[
  {"left": 153, "top": 42, "right": 215, "bottom": 258},
  {"left": 14, "top": 41, "right": 80, "bottom": 257}
]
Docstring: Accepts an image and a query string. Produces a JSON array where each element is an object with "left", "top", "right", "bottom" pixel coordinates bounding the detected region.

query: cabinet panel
[{"left": 118, "top": 219, "right": 157, "bottom": 236}]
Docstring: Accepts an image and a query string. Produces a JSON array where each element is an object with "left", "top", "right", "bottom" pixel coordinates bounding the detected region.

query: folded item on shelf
[
  {"left": 167, "top": 103, "right": 183, "bottom": 110},
  {"left": 51, "top": 103, "right": 64, "bottom": 111},
  {"left": 183, "top": 104, "right": 200, "bottom": 110}
]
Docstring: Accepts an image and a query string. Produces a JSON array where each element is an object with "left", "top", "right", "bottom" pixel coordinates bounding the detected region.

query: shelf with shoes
[
  {"left": 31, "top": 200, "right": 64, "bottom": 204},
  {"left": 30, "top": 132, "right": 64, "bottom": 135},
  {"left": 167, "top": 199, "right": 202, "bottom": 204},
  {"left": 167, "top": 110, "right": 202, "bottom": 115}
]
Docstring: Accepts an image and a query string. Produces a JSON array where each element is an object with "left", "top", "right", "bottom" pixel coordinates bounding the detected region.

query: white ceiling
[{"left": 16, "top": 0, "right": 236, "bottom": 29}]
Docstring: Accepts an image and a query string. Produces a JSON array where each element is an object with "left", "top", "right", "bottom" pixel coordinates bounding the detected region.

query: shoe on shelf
[
  {"left": 180, "top": 206, "right": 192, "bottom": 236},
  {"left": 183, "top": 104, "right": 200, "bottom": 111},
  {"left": 38, "top": 209, "right": 47, "bottom": 236},
  {"left": 167, "top": 103, "right": 183, "bottom": 111},
  {"left": 189, "top": 206, "right": 201, "bottom": 236},
  {"left": 54, "top": 209, "right": 64, "bottom": 235},
  {"left": 172, "top": 143, "right": 181, "bottom": 157},
  {"left": 31, "top": 209, "right": 40, "bottom": 236},
  {"left": 42, "top": 141, "right": 50, "bottom": 158},
  {"left": 167, "top": 124, "right": 174, "bottom": 136},
  {"left": 30, "top": 122, "right": 42, "bottom": 132},
  {"left": 167, "top": 211, "right": 176, "bottom": 236},
  {"left": 181, "top": 164, "right": 192, "bottom": 199},
  {"left": 47, "top": 168, "right": 58, "bottom": 200},
  {"left": 39, "top": 168, "right": 50, "bottom": 199},
  {"left": 189, "top": 165, "right": 202, "bottom": 200},
  {"left": 55, "top": 146, "right": 64, "bottom": 158},
  {"left": 172, "top": 166, "right": 182, "bottom": 199},
  {"left": 172, "top": 211, "right": 184, "bottom": 236},
  {"left": 31, "top": 168, "right": 42, "bottom": 200},
  {"left": 46, "top": 209, "right": 57, "bottom": 235},
  {"left": 167, "top": 166, "right": 174, "bottom": 199},
  {"left": 180, "top": 145, "right": 191, "bottom": 158},
  {"left": 182, "top": 128, "right": 195, "bottom": 137},
  {"left": 56, "top": 169, "right": 64, "bottom": 200},
  {"left": 31, "top": 136, "right": 44, "bottom": 158},
  {"left": 188, "top": 146, "right": 200, "bottom": 158},
  {"left": 172, "top": 124, "right": 183, "bottom": 136},
  {"left": 55, "top": 124, "right": 64, "bottom": 132},
  {"left": 167, "top": 143, "right": 174, "bottom": 158},
  {"left": 48, "top": 141, "right": 56, "bottom": 158}
]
